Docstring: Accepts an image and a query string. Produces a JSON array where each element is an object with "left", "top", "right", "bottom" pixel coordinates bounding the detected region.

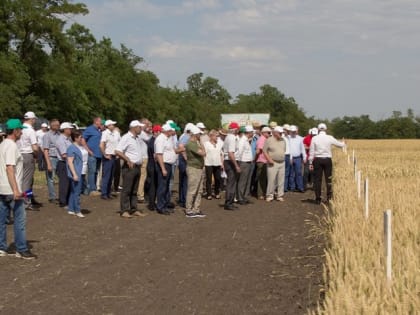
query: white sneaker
[
  {"left": 76, "top": 212, "right": 85, "bottom": 218},
  {"left": 67, "top": 211, "right": 75, "bottom": 216},
  {"left": 0, "top": 250, "right": 8, "bottom": 257},
  {"left": 266, "top": 196, "right": 274, "bottom": 202},
  {"left": 277, "top": 197, "right": 285, "bottom": 202}
]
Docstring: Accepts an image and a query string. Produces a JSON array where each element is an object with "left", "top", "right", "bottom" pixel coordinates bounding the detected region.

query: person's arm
[
  {"left": 331, "top": 136, "right": 346, "bottom": 148},
  {"left": 6, "top": 165, "right": 21, "bottom": 200},
  {"left": 263, "top": 142, "right": 274, "bottom": 165},
  {"left": 301, "top": 141, "right": 307, "bottom": 162},
  {"left": 156, "top": 154, "right": 167, "bottom": 176},
  {"left": 67, "top": 156, "right": 79, "bottom": 182},
  {"left": 115, "top": 150, "right": 134, "bottom": 168}
]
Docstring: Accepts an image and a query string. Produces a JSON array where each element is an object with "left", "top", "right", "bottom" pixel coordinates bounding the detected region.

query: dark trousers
[
  {"left": 156, "top": 163, "right": 172, "bottom": 211},
  {"left": 256, "top": 162, "right": 267, "bottom": 198},
  {"left": 205, "top": 165, "right": 222, "bottom": 196},
  {"left": 146, "top": 161, "right": 158, "bottom": 208},
  {"left": 313, "top": 158, "right": 333, "bottom": 201},
  {"left": 289, "top": 156, "right": 304, "bottom": 191},
  {"left": 113, "top": 158, "right": 121, "bottom": 191},
  {"left": 178, "top": 156, "right": 188, "bottom": 206},
  {"left": 236, "top": 161, "right": 252, "bottom": 202},
  {"left": 284, "top": 154, "right": 291, "bottom": 191},
  {"left": 101, "top": 156, "right": 115, "bottom": 198},
  {"left": 120, "top": 163, "right": 140, "bottom": 213},
  {"left": 303, "top": 162, "right": 313, "bottom": 189},
  {"left": 56, "top": 160, "right": 69, "bottom": 206},
  {"left": 224, "top": 160, "right": 239, "bottom": 206}
]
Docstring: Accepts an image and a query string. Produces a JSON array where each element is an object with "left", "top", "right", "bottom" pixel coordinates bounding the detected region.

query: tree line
[{"left": 1, "top": 0, "right": 419, "bottom": 138}]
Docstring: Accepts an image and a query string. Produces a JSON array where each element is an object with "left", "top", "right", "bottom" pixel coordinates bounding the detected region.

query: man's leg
[
  {"left": 156, "top": 165, "right": 169, "bottom": 212},
  {"left": 224, "top": 161, "right": 236, "bottom": 207},
  {"left": 313, "top": 159, "right": 323, "bottom": 202},
  {"left": 101, "top": 157, "right": 112, "bottom": 198},
  {"left": 120, "top": 164, "right": 134, "bottom": 213},
  {"left": 324, "top": 158, "right": 333, "bottom": 200},
  {"left": 87, "top": 155, "right": 97, "bottom": 193},
  {"left": 0, "top": 196, "right": 11, "bottom": 251},
  {"left": 130, "top": 166, "right": 140, "bottom": 211},
  {"left": 46, "top": 157, "right": 58, "bottom": 201},
  {"left": 284, "top": 155, "right": 290, "bottom": 192},
  {"left": 294, "top": 157, "right": 304, "bottom": 191},
  {"left": 12, "top": 199, "right": 29, "bottom": 253},
  {"left": 137, "top": 158, "right": 148, "bottom": 201},
  {"left": 57, "top": 161, "right": 69, "bottom": 207}
]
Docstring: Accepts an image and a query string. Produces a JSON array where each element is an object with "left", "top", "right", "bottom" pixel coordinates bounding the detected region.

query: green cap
[
  {"left": 170, "top": 122, "right": 181, "bottom": 131},
  {"left": 101, "top": 119, "right": 106, "bottom": 125},
  {"left": 6, "top": 119, "right": 26, "bottom": 130},
  {"left": 239, "top": 126, "right": 246, "bottom": 133}
]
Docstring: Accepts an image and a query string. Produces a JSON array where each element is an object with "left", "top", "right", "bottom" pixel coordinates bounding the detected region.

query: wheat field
[{"left": 312, "top": 140, "right": 420, "bottom": 314}]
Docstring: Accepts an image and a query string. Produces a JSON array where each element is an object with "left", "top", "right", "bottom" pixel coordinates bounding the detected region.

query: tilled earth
[{"left": 0, "top": 183, "right": 325, "bottom": 315}]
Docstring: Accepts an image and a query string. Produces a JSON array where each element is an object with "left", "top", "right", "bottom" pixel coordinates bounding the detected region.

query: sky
[{"left": 75, "top": 0, "right": 420, "bottom": 120}]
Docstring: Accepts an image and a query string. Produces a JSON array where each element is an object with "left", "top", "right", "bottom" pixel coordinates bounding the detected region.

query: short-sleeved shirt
[
  {"left": 204, "top": 140, "right": 223, "bottom": 166},
  {"left": 116, "top": 131, "right": 143, "bottom": 165},
  {"left": 101, "top": 129, "right": 121, "bottom": 155},
  {"left": 186, "top": 140, "right": 204, "bottom": 169},
  {"left": 263, "top": 137, "right": 286, "bottom": 163},
  {"left": 36, "top": 129, "right": 46, "bottom": 150},
  {"left": 43, "top": 130, "right": 60, "bottom": 157},
  {"left": 17, "top": 123, "right": 37, "bottom": 154},
  {"left": 83, "top": 124, "right": 102, "bottom": 158},
  {"left": 66, "top": 144, "right": 83, "bottom": 179},
  {"left": 256, "top": 135, "right": 268, "bottom": 163},
  {"left": 56, "top": 134, "right": 72, "bottom": 161},
  {"left": 222, "top": 134, "right": 238, "bottom": 160},
  {"left": 155, "top": 133, "right": 177, "bottom": 164},
  {"left": 0, "top": 139, "right": 23, "bottom": 194},
  {"left": 237, "top": 136, "right": 253, "bottom": 162}
]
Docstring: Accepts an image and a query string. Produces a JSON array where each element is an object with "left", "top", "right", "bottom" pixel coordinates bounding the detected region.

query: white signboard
[{"left": 220, "top": 113, "right": 270, "bottom": 126}]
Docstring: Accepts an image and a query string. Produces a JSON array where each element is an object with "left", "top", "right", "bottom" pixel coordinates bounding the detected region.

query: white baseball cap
[
  {"left": 244, "top": 125, "right": 254, "bottom": 133},
  {"left": 105, "top": 120, "right": 117, "bottom": 127},
  {"left": 129, "top": 120, "right": 144, "bottom": 128},
  {"left": 60, "top": 122, "right": 74, "bottom": 130},
  {"left": 162, "top": 123, "right": 174, "bottom": 132},
  {"left": 41, "top": 123, "right": 48, "bottom": 128},
  {"left": 273, "top": 126, "right": 284, "bottom": 133},
  {"left": 310, "top": 128, "right": 319, "bottom": 135},
  {"left": 196, "top": 122, "right": 206, "bottom": 129},
  {"left": 24, "top": 111, "right": 37, "bottom": 119},
  {"left": 283, "top": 124, "right": 290, "bottom": 130},
  {"left": 184, "top": 123, "right": 194, "bottom": 133},
  {"left": 261, "top": 126, "right": 272, "bottom": 133},
  {"left": 289, "top": 125, "right": 298, "bottom": 132},
  {"left": 318, "top": 123, "right": 327, "bottom": 130},
  {"left": 190, "top": 125, "right": 203, "bottom": 135}
]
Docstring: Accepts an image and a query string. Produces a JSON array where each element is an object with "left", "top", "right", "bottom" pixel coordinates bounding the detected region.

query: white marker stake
[
  {"left": 354, "top": 158, "right": 357, "bottom": 182},
  {"left": 364, "top": 178, "right": 369, "bottom": 219},
  {"left": 384, "top": 210, "right": 392, "bottom": 283},
  {"left": 347, "top": 155, "right": 350, "bottom": 165},
  {"left": 352, "top": 150, "right": 355, "bottom": 163},
  {"left": 357, "top": 171, "right": 362, "bottom": 199}
]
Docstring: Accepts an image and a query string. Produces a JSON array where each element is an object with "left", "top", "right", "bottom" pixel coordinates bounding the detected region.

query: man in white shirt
[
  {"left": 17, "top": 111, "right": 40, "bottom": 209},
  {"left": 223, "top": 122, "right": 241, "bottom": 210},
  {"left": 100, "top": 120, "right": 120, "bottom": 200},
  {"left": 155, "top": 124, "right": 178, "bottom": 215},
  {"left": 309, "top": 123, "right": 346, "bottom": 204},
  {"left": 43, "top": 119, "right": 60, "bottom": 202},
  {"left": 36, "top": 122, "right": 48, "bottom": 172},
  {"left": 137, "top": 118, "right": 152, "bottom": 203},
  {"left": 115, "top": 120, "right": 145, "bottom": 218},
  {"left": 236, "top": 125, "right": 254, "bottom": 204},
  {"left": 288, "top": 125, "right": 307, "bottom": 193},
  {"left": 0, "top": 119, "right": 36, "bottom": 259}
]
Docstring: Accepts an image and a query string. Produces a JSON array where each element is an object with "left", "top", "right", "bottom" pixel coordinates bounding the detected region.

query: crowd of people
[{"left": 0, "top": 111, "right": 346, "bottom": 259}]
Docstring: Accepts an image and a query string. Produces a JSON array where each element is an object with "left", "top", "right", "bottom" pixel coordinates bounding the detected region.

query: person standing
[
  {"left": 115, "top": 120, "right": 145, "bottom": 219},
  {"left": 288, "top": 125, "right": 307, "bottom": 193},
  {"left": 0, "top": 119, "right": 36, "bottom": 259},
  {"left": 17, "top": 111, "right": 41, "bottom": 210},
  {"left": 137, "top": 118, "right": 152, "bottom": 203},
  {"left": 283, "top": 124, "right": 292, "bottom": 192},
  {"left": 155, "top": 124, "right": 178, "bottom": 215},
  {"left": 236, "top": 125, "right": 254, "bottom": 204},
  {"left": 303, "top": 128, "right": 318, "bottom": 190},
  {"left": 177, "top": 123, "right": 193, "bottom": 207},
  {"left": 82, "top": 117, "right": 102, "bottom": 196},
  {"left": 263, "top": 126, "right": 287, "bottom": 202},
  {"left": 184, "top": 126, "right": 206, "bottom": 218},
  {"left": 56, "top": 122, "right": 74, "bottom": 208},
  {"left": 309, "top": 123, "right": 345, "bottom": 204},
  {"left": 146, "top": 125, "right": 162, "bottom": 211},
  {"left": 99, "top": 120, "right": 120, "bottom": 200},
  {"left": 36, "top": 122, "right": 48, "bottom": 171},
  {"left": 203, "top": 129, "right": 224, "bottom": 200},
  {"left": 255, "top": 126, "right": 271, "bottom": 200},
  {"left": 66, "top": 130, "right": 86, "bottom": 218},
  {"left": 43, "top": 119, "right": 61, "bottom": 203},
  {"left": 223, "top": 122, "right": 241, "bottom": 211}
]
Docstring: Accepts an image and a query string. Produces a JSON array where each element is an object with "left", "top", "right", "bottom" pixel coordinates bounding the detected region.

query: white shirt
[
  {"left": 101, "top": 129, "right": 121, "bottom": 155},
  {"left": 237, "top": 136, "right": 253, "bottom": 162},
  {"left": 204, "top": 140, "right": 224, "bottom": 166},
  {"left": 223, "top": 133, "right": 239, "bottom": 160},
  {"left": 116, "top": 131, "right": 143, "bottom": 165},
  {"left": 0, "top": 139, "right": 23, "bottom": 194},
  {"left": 289, "top": 135, "right": 307, "bottom": 160},
  {"left": 79, "top": 145, "right": 89, "bottom": 175},
  {"left": 309, "top": 131, "right": 345, "bottom": 161},
  {"left": 155, "top": 133, "right": 177, "bottom": 164},
  {"left": 283, "top": 135, "right": 290, "bottom": 155},
  {"left": 17, "top": 123, "right": 37, "bottom": 154},
  {"left": 36, "top": 129, "right": 46, "bottom": 150}
]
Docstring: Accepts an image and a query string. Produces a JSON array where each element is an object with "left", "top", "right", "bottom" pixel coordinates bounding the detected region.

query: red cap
[
  {"left": 152, "top": 125, "right": 162, "bottom": 132},
  {"left": 228, "top": 122, "right": 240, "bottom": 130}
]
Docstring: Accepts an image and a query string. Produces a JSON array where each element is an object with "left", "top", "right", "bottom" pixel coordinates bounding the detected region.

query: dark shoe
[
  {"left": 315, "top": 198, "right": 322, "bottom": 205},
  {"left": 167, "top": 202, "right": 175, "bottom": 209},
  {"left": 16, "top": 251, "right": 37, "bottom": 260},
  {"left": 157, "top": 210, "right": 170, "bottom": 215},
  {"left": 224, "top": 205, "right": 235, "bottom": 211},
  {"left": 185, "top": 212, "right": 200, "bottom": 218},
  {"left": 148, "top": 205, "right": 156, "bottom": 211},
  {"left": 196, "top": 211, "right": 206, "bottom": 218},
  {"left": 31, "top": 199, "right": 43, "bottom": 207},
  {"left": 26, "top": 204, "right": 40, "bottom": 211},
  {"left": 100, "top": 196, "right": 109, "bottom": 200}
]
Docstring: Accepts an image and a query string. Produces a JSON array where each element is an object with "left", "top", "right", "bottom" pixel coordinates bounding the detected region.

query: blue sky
[{"left": 75, "top": 0, "right": 420, "bottom": 120}]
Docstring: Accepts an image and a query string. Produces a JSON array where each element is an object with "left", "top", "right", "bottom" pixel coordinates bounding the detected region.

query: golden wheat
[{"left": 312, "top": 140, "right": 420, "bottom": 314}]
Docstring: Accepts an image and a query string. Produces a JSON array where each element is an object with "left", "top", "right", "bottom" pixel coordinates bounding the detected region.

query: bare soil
[{"left": 0, "top": 182, "right": 325, "bottom": 315}]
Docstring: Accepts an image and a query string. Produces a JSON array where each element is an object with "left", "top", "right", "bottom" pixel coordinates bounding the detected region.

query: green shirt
[{"left": 186, "top": 140, "right": 204, "bottom": 169}]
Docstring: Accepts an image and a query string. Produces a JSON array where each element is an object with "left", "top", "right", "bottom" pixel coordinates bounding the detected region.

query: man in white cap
[
  {"left": 309, "top": 123, "right": 345, "bottom": 204},
  {"left": 155, "top": 123, "right": 178, "bottom": 215},
  {"left": 56, "top": 122, "right": 74, "bottom": 208},
  {"left": 100, "top": 120, "right": 120, "bottom": 200},
  {"left": 288, "top": 125, "right": 306, "bottom": 193},
  {"left": 17, "top": 111, "right": 41, "bottom": 210},
  {"left": 263, "top": 126, "right": 287, "bottom": 202},
  {"left": 115, "top": 120, "right": 145, "bottom": 218}
]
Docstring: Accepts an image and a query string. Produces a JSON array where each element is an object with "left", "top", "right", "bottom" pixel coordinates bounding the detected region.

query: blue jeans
[
  {"left": 289, "top": 156, "right": 304, "bottom": 191},
  {"left": 284, "top": 154, "right": 291, "bottom": 192},
  {"left": 68, "top": 177, "right": 83, "bottom": 213},
  {"left": 101, "top": 156, "right": 115, "bottom": 198},
  {"left": 178, "top": 156, "right": 188, "bottom": 206},
  {"left": 87, "top": 156, "right": 101, "bottom": 193},
  {"left": 0, "top": 196, "right": 28, "bottom": 252},
  {"left": 45, "top": 156, "right": 58, "bottom": 200},
  {"left": 156, "top": 163, "right": 172, "bottom": 211}
]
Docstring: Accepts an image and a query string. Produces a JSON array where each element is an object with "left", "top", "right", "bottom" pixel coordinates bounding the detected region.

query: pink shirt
[{"left": 256, "top": 136, "right": 268, "bottom": 163}]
